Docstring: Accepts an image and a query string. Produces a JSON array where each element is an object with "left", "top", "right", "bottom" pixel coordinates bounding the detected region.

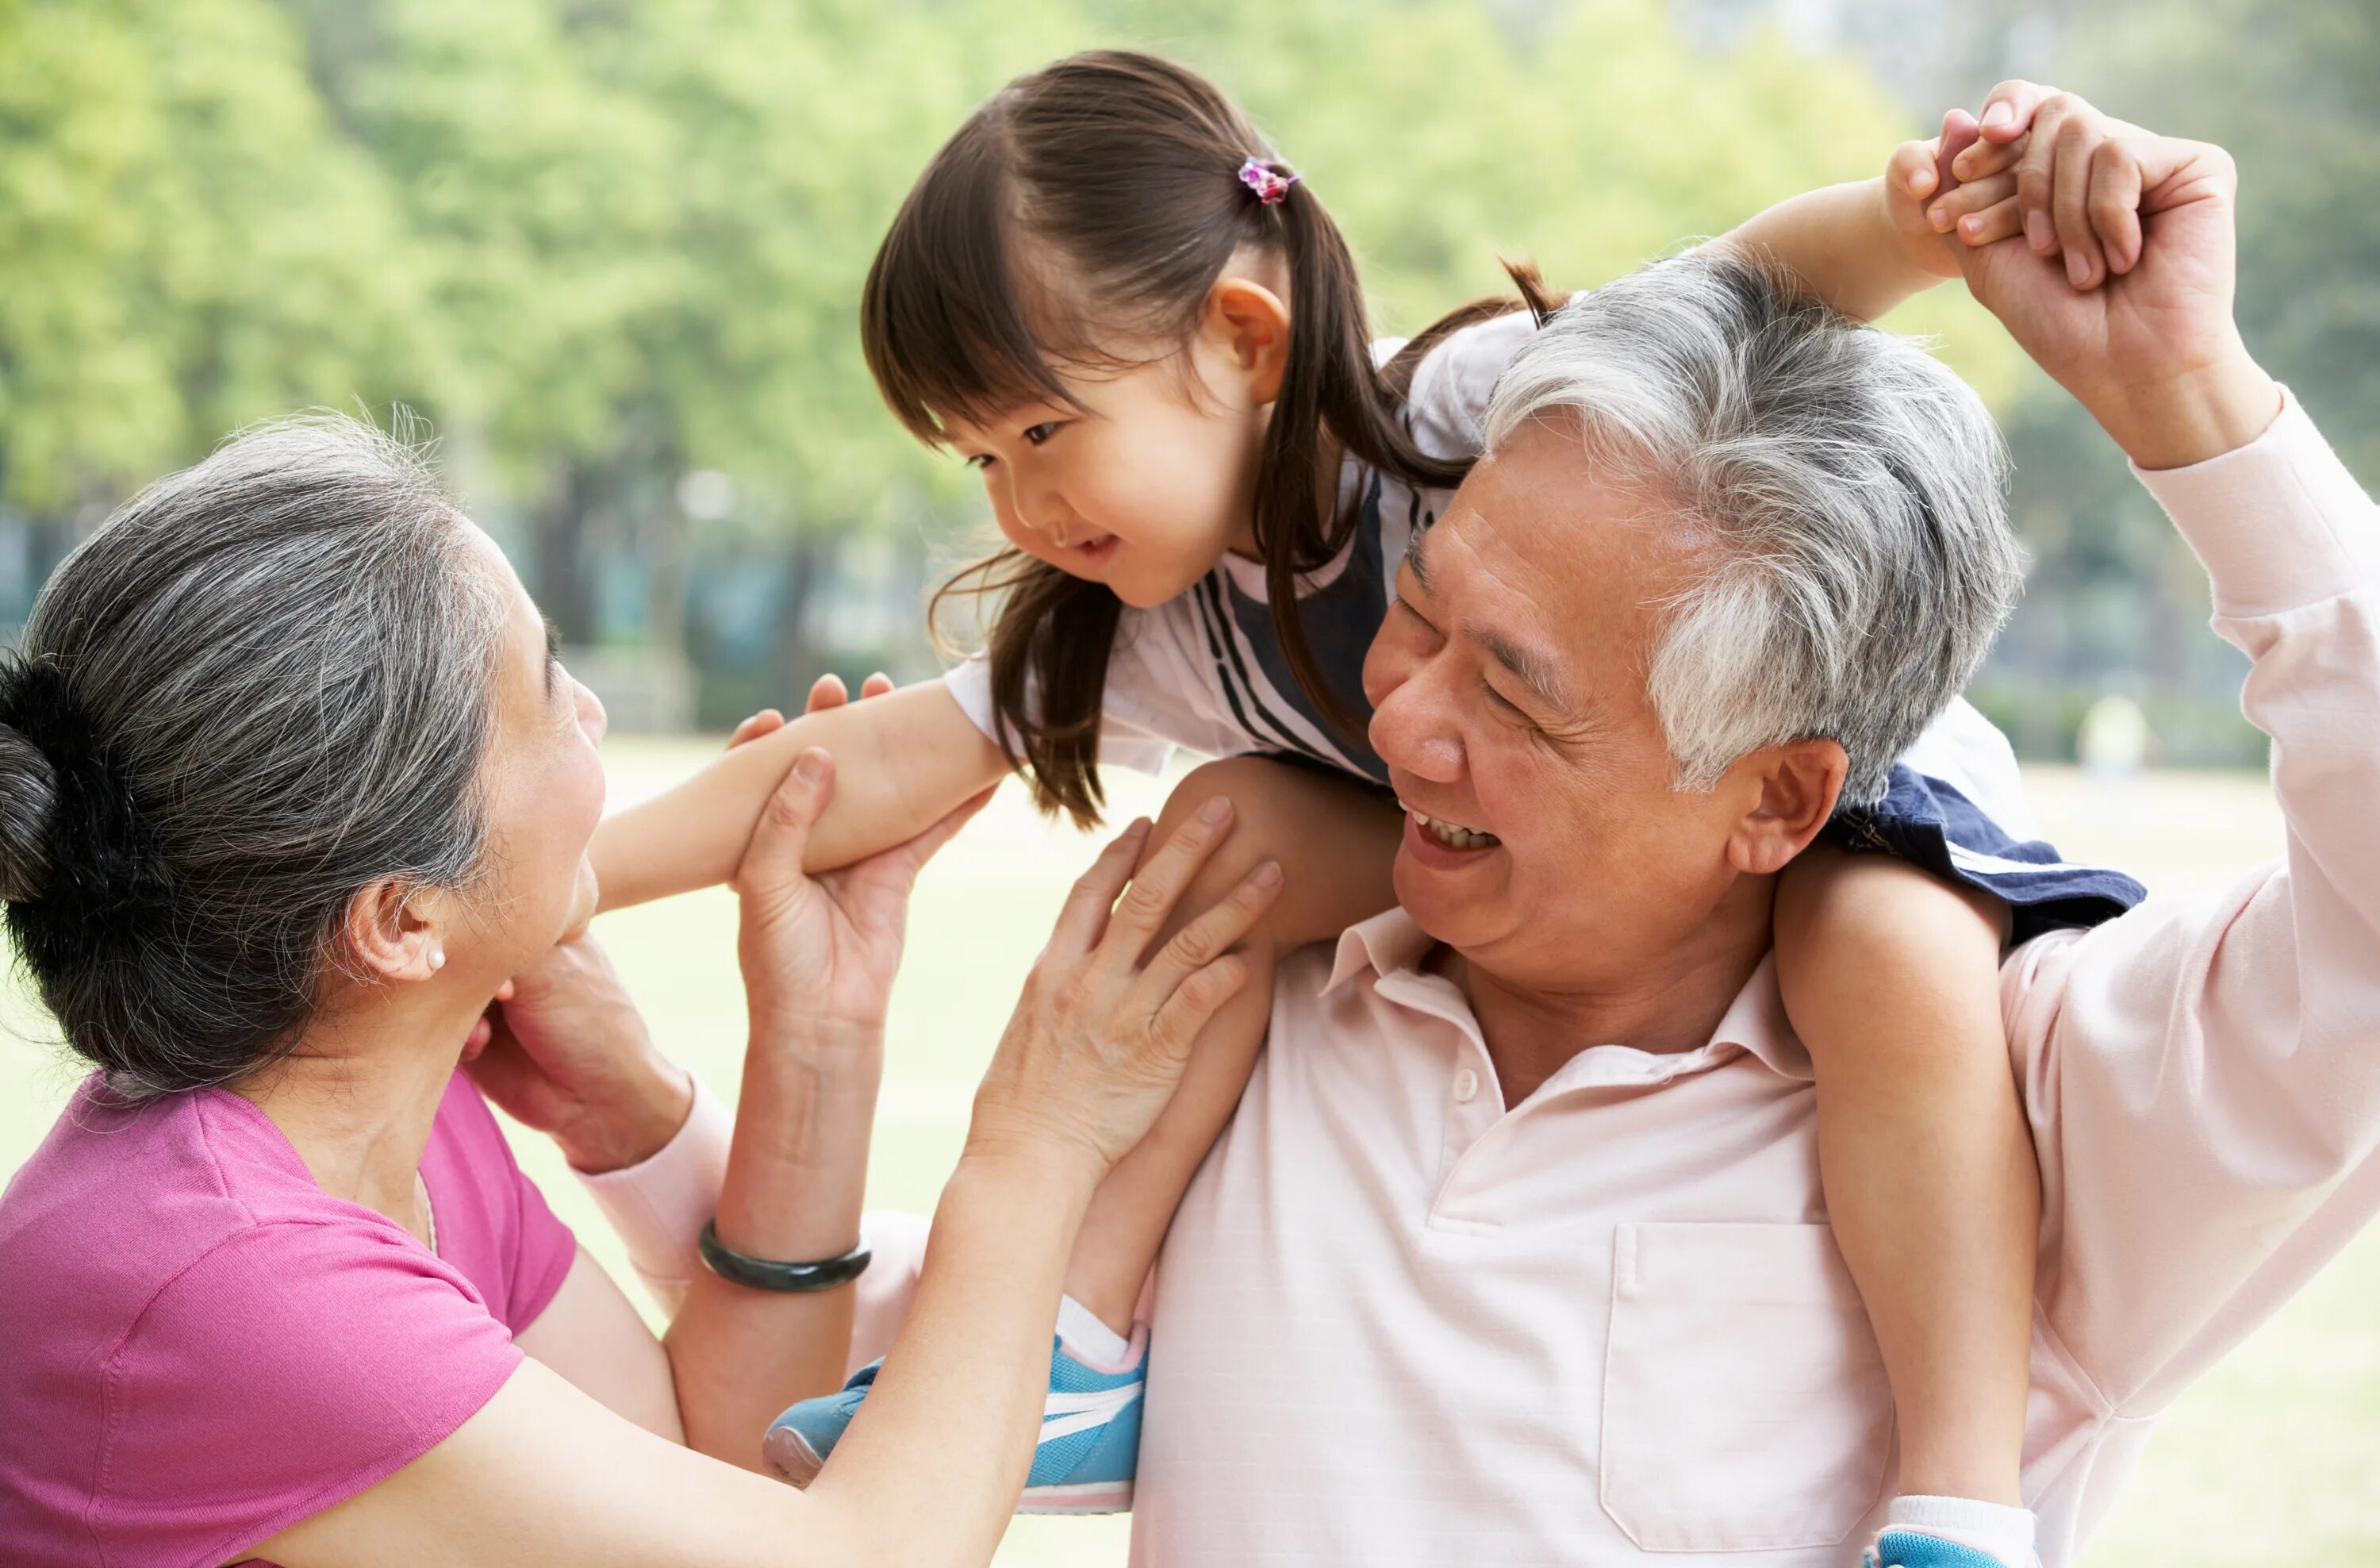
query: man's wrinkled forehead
[{"left": 1408, "top": 432, "right": 1699, "bottom": 701}]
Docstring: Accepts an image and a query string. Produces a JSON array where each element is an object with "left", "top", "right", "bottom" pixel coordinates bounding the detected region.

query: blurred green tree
[
  {"left": 7, "top": 0, "right": 2165, "bottom": 719},
  {"left": 0, "top": 0, "right": 420, "bottom": 522}
]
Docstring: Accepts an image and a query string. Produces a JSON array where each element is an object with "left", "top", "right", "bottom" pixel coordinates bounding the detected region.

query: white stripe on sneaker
[{"left": 1038, "top": 1381, "right": 1142, "bottom": 1446}]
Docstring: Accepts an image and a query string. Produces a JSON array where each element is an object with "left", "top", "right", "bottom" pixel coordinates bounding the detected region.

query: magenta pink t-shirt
[{"left": 0, "top": 1070, "right": 578, "bottom": 1567}]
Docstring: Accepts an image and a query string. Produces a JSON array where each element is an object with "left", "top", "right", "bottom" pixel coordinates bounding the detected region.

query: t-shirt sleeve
[
  {"left": 92, "top": 1220, "right": 522, "bottom": 1566},
  {"left": 941, "top": 637, "right": 1183, "bottom": 775},
  {"left": 1400, "top": 310, "right": 1538, "bottom": 463},
  {"left": 424, "top": 1073, "right": 578, "bottom": 1333},
  {"left": 506, "top": 1154, "right": 579, "bottom": 1329}
]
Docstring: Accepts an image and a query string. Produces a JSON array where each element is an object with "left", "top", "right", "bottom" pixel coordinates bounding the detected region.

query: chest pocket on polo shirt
[{"left": 1599, "top": 1221, "right": 1893, "bottom": 1554}]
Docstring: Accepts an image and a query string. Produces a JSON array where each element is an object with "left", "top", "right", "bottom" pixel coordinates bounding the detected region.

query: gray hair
[
  {"left": 1484, "top": 250, "right": 2021, "bottom": 806},
  {"left": 0, "top": 413, "right": 510, "bottom": 1098}
]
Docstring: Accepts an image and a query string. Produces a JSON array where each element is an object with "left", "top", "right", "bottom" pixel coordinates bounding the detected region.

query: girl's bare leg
[{"left": 1774, "top": 845, "right": 2032, "bottom": 1507}]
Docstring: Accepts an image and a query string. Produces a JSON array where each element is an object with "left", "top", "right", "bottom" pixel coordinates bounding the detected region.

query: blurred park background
[{"left": 3, "top": 0, "right": 2377, "bottom": 1562}]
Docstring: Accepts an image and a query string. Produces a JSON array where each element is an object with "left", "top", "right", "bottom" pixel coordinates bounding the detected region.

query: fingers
[
  {"left": 735, "top": 748, "right": 835, "bottom": 898},
  {"left": 2015, "top": 94, "right": 2072, "bottom": 256},
  {"left": 1133, "top": 858, "right": 1283, "bottom": 1008},
  {"left": 1049, "top": 819, "right": 1153, "bottom": 956},
  {"left": 1889, "top": 136, "right": 1941, "bottom": 206},
  {"left": 1937, "top": 173, "right": 2021, "bottom": 247},
  {"left": 1099, "top": 797, "right": 1238, "bottom": 968},
  {"left": 858, "top": 671, "right": 894, "bottom": 700},
  {"left": 1934, "top": 108, "right": 1981, "bottom": 188},
  {"left": 805, "top": 674, "right": 848, "bottom": 715},
  {"left": 2051, "top": 112, "right": 2106, "bottom": 288},
  {"left": 1929, "top": 167, "right": 2015, "bottom": 234},
  {"left": 1145, "top": 951, "right": 1253, "bottom": 1065},
  {"left": 727, "top": 708, "right": 787, "bottom": 750},
  {"left": 1949, "top": 124, "right": 2025, "bottom": 185},
  {"left": 1975, "top": 79, "right": 2051, "bottom": 144},
  {"left": 2089, "top": 139, "right": 2147, "bottom": 274}
]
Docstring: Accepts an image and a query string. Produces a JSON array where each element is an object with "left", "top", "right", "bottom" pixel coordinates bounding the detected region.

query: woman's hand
[
  {"left": 730, "top": 673, "right": 992, "bottom": 1043},
  {"left": 966, "top": 797, "right": 1284, "bottom": 1182},
  {"left": 464, "top": 935, "right": 692, "bottom": 1173}
]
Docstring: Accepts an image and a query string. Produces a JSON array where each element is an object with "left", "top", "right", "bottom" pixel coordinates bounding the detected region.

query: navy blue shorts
[{"left": 1825, "top": 765, "right": 2146, "bottom": 946}]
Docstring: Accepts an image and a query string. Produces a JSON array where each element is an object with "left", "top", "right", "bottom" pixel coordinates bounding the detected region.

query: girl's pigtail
[
  {"left": 931, "top": 554, "right": 1119, "bottom": 828},
  {"left": 1258, "top": 172, "right": 1477, "bottom": 739}
]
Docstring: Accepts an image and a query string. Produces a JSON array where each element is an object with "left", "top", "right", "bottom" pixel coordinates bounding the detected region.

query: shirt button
[{"left": 1452, "top": 1067, "right": 1480, "bottom": 1103}]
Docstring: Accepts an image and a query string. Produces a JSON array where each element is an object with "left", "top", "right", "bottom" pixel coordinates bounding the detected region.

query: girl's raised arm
[
  {"left": 591, "top": 680, "right": 1007, "bottom": 913},
  {"left": 1709, "top": 84, "right": 2069, "bottom": 324}
]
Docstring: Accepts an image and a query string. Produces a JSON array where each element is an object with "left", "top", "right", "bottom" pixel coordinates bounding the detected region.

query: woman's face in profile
[{"left": 456, "top": 523, "right": 608, "bottom": 967}]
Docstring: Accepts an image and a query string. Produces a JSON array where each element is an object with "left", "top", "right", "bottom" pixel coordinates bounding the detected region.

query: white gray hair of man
[{"left": 1483, "top": 250, "right": 2022, "bottom": 808}]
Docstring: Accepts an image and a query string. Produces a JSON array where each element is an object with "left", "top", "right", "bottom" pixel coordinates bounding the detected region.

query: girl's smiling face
[{"left": 940, "top": 267, "right": 1295, "bottom": 609}]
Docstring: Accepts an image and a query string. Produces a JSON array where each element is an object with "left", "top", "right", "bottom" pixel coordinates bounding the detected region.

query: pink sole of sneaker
[
  {"left": 1016, "top": 1480, "right": 1134, "bottom": 1515},
  {"left": 760, "top": 1424, "right": 826, "bottom": 1489}
]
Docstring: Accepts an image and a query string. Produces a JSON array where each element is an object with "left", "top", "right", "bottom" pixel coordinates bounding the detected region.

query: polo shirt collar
[{"left": 1322, "top": 907, "right": 1814, "bottom": 1083}]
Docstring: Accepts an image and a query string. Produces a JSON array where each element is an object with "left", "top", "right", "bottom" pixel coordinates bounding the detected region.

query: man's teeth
[{"left": 1406, "top": 806, "right": 1500, "bottom": 851}]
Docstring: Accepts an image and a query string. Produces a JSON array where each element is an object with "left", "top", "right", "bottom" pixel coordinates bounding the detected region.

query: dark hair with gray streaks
[
  {"left": 0, "top": 413, "right": 509, "bottom": 1098},
  {"left": 1484, "top": 248, "right": 2021, "bottom": 807}
]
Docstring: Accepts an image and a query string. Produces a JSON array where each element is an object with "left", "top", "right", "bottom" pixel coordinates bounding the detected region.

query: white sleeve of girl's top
[
  {"left": 940, "top": 601, "right": 1250, "bottom": 775},
  {"left": 1402, "top": 310, "right": 1541, "bottom": 462}
]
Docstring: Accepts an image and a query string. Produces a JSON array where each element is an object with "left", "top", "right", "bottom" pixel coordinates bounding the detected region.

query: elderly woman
[{"left": 0, "top": 417, "right": 1278, "bottom": 1566}]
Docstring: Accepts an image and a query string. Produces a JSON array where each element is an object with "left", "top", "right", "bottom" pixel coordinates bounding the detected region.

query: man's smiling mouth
[{"left": 1400, "top": 801, "right": 1502, "bottom": 851}]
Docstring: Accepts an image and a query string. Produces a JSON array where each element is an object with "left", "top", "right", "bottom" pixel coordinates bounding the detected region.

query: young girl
[{"left": 589, "top": 53, "right": 2140, "bottom": 1566}]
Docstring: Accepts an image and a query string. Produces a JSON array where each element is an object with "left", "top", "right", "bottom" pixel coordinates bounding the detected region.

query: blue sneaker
[
  {"left": 762, "top": 1329, "right": 1147, "bottom": 1512},
  {"left": 1864, "top": 1531, "right": 2033, "bottom": 1568},
  {"left": 762, "top": 1357, "right": 880, "bottom": 1488}
]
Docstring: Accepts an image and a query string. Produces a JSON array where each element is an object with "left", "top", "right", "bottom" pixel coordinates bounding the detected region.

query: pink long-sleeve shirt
[{"left": 594, "top": 394, "right": 2376, "bottom": 1566}]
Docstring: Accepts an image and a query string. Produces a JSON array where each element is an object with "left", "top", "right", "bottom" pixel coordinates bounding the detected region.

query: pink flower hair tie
[{"left": 1238, "top": 156, "right": 1298, "bottom": 206}]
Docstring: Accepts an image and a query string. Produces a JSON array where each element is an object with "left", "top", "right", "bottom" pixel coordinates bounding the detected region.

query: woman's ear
[
  {"left": 1723, "top": 739, "right": 1849, "bottom": 877},
  {"left": 340, "top": 878, "right": 452, "bottom": 985},
  {"left": 1203, "top": 276, "right": 1293, "bottom": 405}
]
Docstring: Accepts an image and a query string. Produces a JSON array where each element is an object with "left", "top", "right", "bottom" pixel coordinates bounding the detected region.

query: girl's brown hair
[{"left": 865, "top": 49, "right": 1551, "bottom": 824}]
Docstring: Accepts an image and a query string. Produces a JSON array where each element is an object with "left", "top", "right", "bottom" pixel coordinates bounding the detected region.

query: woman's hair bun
[{"left": 0, "top": 718, "right": 60, "bottom": 904}]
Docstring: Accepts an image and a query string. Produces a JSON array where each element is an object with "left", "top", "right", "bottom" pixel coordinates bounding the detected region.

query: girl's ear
[
  {"left": 1204, "top": 277, "right": 1293, "bottom": 405},
  {"left": 340, "top": 878, "right": 453, "bottom": 985}
]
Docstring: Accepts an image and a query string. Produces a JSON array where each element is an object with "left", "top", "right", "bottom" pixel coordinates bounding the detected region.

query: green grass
[{"left": 2, "top": 740, "right": 2372, "bottom": 1564}]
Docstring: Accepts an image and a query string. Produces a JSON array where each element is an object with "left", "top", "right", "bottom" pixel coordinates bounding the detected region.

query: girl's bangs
[{"left": 862, "top": 136, "right": 1083, "bottom": 446}]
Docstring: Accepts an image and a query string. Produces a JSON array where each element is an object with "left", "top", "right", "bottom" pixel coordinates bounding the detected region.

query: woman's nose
[{"left": 575, "top": 679, "right": 608, "bottom": 746}]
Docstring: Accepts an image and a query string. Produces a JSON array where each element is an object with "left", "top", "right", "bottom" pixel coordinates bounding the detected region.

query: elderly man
[{"left": 1116, "top": 112, "right": 2378, "bottom": 1568}]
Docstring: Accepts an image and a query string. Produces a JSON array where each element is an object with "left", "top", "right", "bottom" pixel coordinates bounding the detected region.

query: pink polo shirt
[
  {"left": 0, "top": 1070, "right": 578, "bottom": 1567},
  {"left": 1126, "top": 391, "right": 2380, "bottom": 1566}
]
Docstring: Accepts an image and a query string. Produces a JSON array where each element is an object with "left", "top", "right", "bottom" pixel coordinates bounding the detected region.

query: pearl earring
[{"left": 428, "top": 945, "right": 445, "bottom": 971}]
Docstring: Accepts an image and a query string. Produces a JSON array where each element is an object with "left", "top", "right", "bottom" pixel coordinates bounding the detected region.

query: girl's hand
[
  {"left": 1895, "top": 81, "right": 2161, "bottom": 293},
  {"left": 967, "top": 799, "right": 1284, "bottom": 1180},
  {"left": 1884, "top": 87, "right": 2068, "bottom": 281},
  {"left": 731, "top": 674, "right": 992, "bottom": 1040}
]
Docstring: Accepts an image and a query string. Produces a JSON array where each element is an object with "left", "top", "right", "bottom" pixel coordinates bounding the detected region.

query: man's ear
[
  {"left": 1722, "top": 738, "right": 1848, "bottom": 876},
  {"left": 1203, "top": 277, "right": 1293, "bottom": 405},
  {"left": 340, "top": 878, "right": 451, "bottom": 985}
]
